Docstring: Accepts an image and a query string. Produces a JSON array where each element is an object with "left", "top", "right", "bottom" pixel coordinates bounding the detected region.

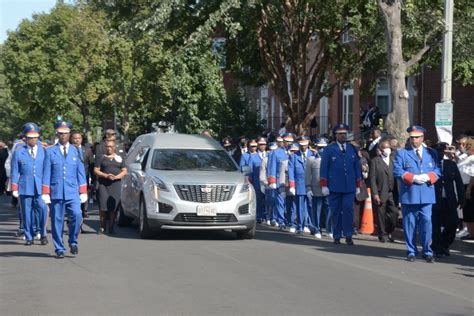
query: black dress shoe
[
  {"left": 25, "top": 240, "right": 33, "bottom": 246},
  {"left": 423, "top": 255, "right": 434, "bottom": 263},
  {"left": 378, "top": 236, "right": 386, "bottom": 243},
  {"left": 443, "top": 249, "right": 450, "bottom": 257},
  {"left": 407, "top": 255, "right": 415, "bottom": 262},
  {"left": 334, "top": 239, "right": 341, "bottom": 244},
  {"left": 345, "top": 238, "right": 354, "bottom": 245},
  {"left": 56, "top": 252, "right": 65, "bottom": 259},
  {"left": 40, "top": 237, "right": 48, "bottom": 245},
  {"left": 70, "top": 244, "right": 78, "bottom": 255}
]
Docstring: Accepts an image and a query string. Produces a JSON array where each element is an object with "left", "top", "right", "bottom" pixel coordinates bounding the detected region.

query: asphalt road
[{"left": 1, "top": 195, "right": 473, "bottom": 316}]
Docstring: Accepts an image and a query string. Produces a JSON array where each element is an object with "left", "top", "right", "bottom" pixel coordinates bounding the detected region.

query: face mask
[{"left": 382, "top": 148, "right": 391, "bottom": 157}]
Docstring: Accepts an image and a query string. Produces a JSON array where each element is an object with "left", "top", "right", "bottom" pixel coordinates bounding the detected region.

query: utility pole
[{"left": 435, "top": 0, "right": 454, "bottom": 144}]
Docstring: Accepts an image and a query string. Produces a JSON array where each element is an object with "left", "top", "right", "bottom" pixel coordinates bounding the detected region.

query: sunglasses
[{"left": 409, "top": 136, "right": 422, "bottom": 139}]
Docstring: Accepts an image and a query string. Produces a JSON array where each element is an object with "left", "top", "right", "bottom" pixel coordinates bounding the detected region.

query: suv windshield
[{"left": 150, "top": 149, "right": 238, "bottom": 171}]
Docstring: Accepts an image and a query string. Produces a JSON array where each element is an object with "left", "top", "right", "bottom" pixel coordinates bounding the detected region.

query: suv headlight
[
  {"left": 240, "top": 183, "right": 250, "bottom": 193},
  {"left": 152, "top": 177, "right": 169, "bottom": 200}
]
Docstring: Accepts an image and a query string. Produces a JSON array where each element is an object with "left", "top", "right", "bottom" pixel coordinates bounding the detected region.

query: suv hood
[{"left": 146, "top": 170, "right": 246, "bottom": 185}]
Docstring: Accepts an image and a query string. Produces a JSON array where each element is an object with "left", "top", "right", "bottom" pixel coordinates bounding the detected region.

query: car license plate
[{"left": 196, "top": 205, "right": 217, "bottom": 216}]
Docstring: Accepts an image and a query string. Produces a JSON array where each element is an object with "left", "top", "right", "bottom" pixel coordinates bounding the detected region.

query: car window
[
  {"left": 150, "top": 149, "right": 238, "bottom": 171},
  {"left": 134, "top": 146, "right": 150, "bottom": 164}
]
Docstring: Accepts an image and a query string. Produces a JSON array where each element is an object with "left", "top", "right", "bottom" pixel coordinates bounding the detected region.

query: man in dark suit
[
  {"left": 432, "top": 142, "right": 465, "bottom": 257},
  {"left": 71, "top": 132, "right": 94, "bottom": 220},
  {"left": 370, "top": 137, "right": 398, "bottom": 242}
]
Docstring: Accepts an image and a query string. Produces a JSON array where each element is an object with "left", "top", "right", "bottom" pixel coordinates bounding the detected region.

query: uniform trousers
[
  {"left": 265, "top": 188, "right": 273, "bottom": 221},
  {"left": 295, "top": 195, "right": 308, "bottom": 231},
  {"left": 431, "top": 198, "right": 458, "bottom": 254},
  {"left": 310, "top": 196, "right": 331, "bottom": 234},
  {"left": 285, "top": 195, "right": 296, "bottom": 227},
  {"left": 19, "top": 195, "right": 48, "bottom": 241},
  {"left": 328, "top": 192, "right": 355, "bottom": 239},
  {"left": 253, "top": 184, "right": 265, "bottom": 221},
  {"left": 272, "top": 189, "right": 286, "bottom": 226},
  {"left": 402, "top": 203, "right": 433, "bottom": 256},
  {"left": 51, "top": 198, "right": 82, "bottom": 254}
]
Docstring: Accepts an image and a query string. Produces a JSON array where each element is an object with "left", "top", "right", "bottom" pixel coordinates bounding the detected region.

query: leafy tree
[
  {"left": 1, "top": 3, "right": 111, "bottom": 142},
  {"left": 377, "top": 0, "right": 473, "bottom": 143}
]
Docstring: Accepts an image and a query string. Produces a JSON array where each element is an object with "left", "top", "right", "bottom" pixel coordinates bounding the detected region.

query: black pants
[
  {"left": 432, "top": 198, "right": 458, "bottom": 253},
  {"left": 374, "top": 192, "right": 397, "bottom": 236}
]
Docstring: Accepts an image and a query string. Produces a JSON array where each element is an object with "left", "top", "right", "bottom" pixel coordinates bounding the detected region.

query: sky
[{"left": 0, "top": 0, "right": 73, "bottom": 43}]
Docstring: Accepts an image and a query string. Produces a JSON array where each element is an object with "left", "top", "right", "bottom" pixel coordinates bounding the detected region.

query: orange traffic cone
[{"left": 359, "top": 187, "right": 374, "bottom": 234}]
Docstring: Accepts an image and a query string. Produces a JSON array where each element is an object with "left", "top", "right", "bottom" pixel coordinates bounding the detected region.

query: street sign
[
  {"left": 435, "top": 102, "right": 453, "bottom": 144},
  {"left": 435, "top": 102, "right": 453, "bottom": 126}
]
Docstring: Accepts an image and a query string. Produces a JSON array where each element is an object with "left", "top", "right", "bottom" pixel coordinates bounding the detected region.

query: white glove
[
  {"left": 289, "top": 187, "right": 296, "bottom": 196},
  {"left": 419, "top": 174, "right": 431, "bottom": 183},
  {"left": 260, "top": 185, "right": 265, "bottom": 194},
  {"left": 413, "top": 175, "right": 427, "bottom": 184},
  {"left": 355, "top": 188, "right": 361, "bottom": 195},
  {"left": 321, "top": 186, "right": 330, "bottom": 196},
  {"left": 269, "top": 183, "right": 277, "bottom": 189},
  {"left": 41, "top": 194, "right": 51, "bottom": 204},
  {"left": 306, "top": 190, "right": 313, "bottom": 199},
  {"left": 280, "top": 191, "right": 286, "bottom": 199},
  {"left": 12, "top": 190, "right": 19, "bottom": 198},
  {"left": 80, "top": 193, "right": 88, "bottom": 204}
]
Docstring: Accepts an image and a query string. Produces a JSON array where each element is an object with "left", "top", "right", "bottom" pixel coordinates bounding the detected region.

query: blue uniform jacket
[
  {"left": 288, "top": 150, "right": 313, "bottom": 195},
  {"left": 393, "top": 145, "right": 440, "bottom": 204},
  {"left": 42, "top": 143, "right": 87, "bottom": 200},
  {"left": 11, "top": 144, "right": 46, "bottom": 195},
  {"left": 267, "top": 148, "right": 288, "bottom": 185},
  {"left": 239, "top": 152, "right": 251, "bottom": 168},
  {"left": 248, "top": 152, "right": 265, "bottom": 185},
  {"left": 320, "top": 143, "right": 362, "bottom": 193}
]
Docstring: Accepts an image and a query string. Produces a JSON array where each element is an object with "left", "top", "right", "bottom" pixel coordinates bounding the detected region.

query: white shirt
[
  {"left": 337, "top": 142, "right": 346, "bottom": 152},
  {"left": 414, "top": 146, "right": 423, "bottom": 159},
  {"left": 61, "top": 143, "right": 70, "bottom": 156},
  {"left": 382, "top": 155, "right": 390, "bottom": 166},
  {"left": 28, "top": 145, "right": 38, "bottom": 158},
  {"left": 457, "top": 155, "right": 474, "bottom": 184},
  {"left": 258, "top": 151, "right": 266, "bottom": 159}
]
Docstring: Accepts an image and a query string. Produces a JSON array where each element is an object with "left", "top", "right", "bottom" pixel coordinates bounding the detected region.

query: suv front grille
[
  {"left": 173, "top": 213, "right": 238, "bottom": 223},
  {"left": 174, "top": 184, "right": 236, "bottom": 203}
]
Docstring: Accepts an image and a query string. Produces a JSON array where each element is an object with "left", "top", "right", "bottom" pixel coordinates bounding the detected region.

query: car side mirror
[
  {"left": 129, "top": 162, "right": 142, "bottom": 171},
  {"left": 241, "top": 166, "right": 251, "bottom": 174}
]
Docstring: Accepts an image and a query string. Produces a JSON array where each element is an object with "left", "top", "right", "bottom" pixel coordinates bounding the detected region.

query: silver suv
[{"left": 119, "top": 133, "right": 256, "bottom": 239}]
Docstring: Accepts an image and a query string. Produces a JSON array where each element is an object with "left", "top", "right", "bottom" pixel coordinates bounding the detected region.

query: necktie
[
  {"left": 341, "top": 144, "right": 346, "bottom": 154},
  {"left": 63, "top": 145, "right": 67, "bottom": 158},
  {"left": 302, "top": 152, "right": 306, "bottom": 163},
  {"left": 30, "top": 147, "right": 35, "bottom": 159},
  {"left": 416, "top": 149, "right": 422, "bottom": 161}
]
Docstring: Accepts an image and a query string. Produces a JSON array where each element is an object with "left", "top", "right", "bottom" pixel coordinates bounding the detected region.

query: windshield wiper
[{"left": 157, "top": 167, "right": 176, "bottom": 170}]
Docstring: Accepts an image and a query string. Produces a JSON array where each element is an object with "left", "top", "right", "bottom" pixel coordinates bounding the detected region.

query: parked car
[{"left": 119, "top": 133, "right": 257, "bottom": 239}]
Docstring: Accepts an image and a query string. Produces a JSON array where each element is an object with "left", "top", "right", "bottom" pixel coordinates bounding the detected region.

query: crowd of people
[
  {"left": 220, "top": 125, "right": 474, "bottom": 262},
  {"left": 3, "top": 121, "right": 127, "bottom": 258},
  {"left": 3, "top": 119, "right": 474, "bottom": 262}
]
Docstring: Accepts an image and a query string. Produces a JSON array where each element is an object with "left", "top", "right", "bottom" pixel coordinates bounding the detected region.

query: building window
[
  {"left": 342, "top": 85, "right": 354, "bottom": 130},
  {"left": 319, "top": 96, "right": 329, "bottom": 135},
  {"left": 376, "top": 78, "right": 391, "bottom": 115}
]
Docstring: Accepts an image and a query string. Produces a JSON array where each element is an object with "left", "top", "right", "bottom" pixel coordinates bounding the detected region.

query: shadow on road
[{"left": 255, "top": 225, "right": 474, "bottom": 269}]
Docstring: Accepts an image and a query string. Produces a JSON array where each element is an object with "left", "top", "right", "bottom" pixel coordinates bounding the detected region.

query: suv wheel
[
  {"left": 117, "top": 202, "right": 133, "bottom": 227},
  {"left": 139, "top": 196, "right": 152, "bottom": 239},
  {"left": 236, "top": 223, "right": 256, "bottom": 240}
]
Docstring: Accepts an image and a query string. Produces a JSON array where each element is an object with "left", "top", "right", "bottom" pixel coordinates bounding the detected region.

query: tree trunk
[{"left": 378, "top": 0, "right": 410, "bottom": 146}]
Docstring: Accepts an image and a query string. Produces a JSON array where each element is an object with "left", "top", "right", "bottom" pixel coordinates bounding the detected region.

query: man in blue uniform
[
  {"left": 288, "top": 136, "right": 313, "bottom": 233},
  {"left": 42, "top": 121, "right": 88, "bottom": 258},
  {"left": 267, "top": 133, "right": 293, "bottom": 227},
  {"left": 11, "top": 123, "right": 49, "bottom": 246},
  {"left": 320, "top": 124, "right": 362, "bottom": 245},
  {"left": 393, "top": 126, "right": 440, "bottom": 263}
]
